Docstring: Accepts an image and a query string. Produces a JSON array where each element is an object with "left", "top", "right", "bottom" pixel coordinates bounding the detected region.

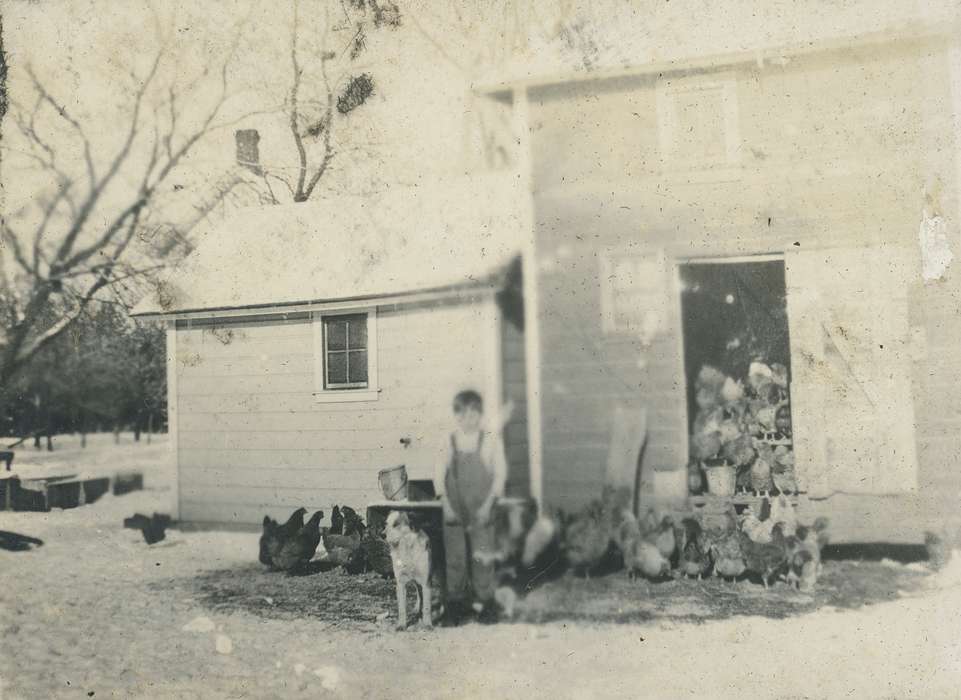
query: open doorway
[{"left": 679, "top": 257, "right": 795, "bottom": 495}]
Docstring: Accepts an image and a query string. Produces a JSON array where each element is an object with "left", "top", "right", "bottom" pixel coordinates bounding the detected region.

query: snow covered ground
[{"left": 1, "top": 438, "right": 960, "bottom": 699}]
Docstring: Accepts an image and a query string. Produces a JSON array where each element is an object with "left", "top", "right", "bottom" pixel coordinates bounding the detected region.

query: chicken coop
[
  {"left": 472, "top": 4, "right": 961, "bottom": 545},
  {"left": 132, "top": 176, "right": 531, "bottom": 528}
]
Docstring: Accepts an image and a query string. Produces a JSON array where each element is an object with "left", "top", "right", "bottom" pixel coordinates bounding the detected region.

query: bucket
[
  {"left": 378, "top": 465, "right": 408, "bottom": 501},
  {"left": 703, "top": 463, "right": 736, "bottom": 497}
]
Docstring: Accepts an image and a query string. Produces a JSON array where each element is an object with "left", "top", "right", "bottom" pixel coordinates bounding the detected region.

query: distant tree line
[{"left": 0, "top": 304, "right": 166, "bottom": 449}]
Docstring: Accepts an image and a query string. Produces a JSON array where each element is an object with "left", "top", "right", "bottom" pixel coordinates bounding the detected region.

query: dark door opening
[{"left": 679, "top": 258, "right": 795, "bottom": 494}]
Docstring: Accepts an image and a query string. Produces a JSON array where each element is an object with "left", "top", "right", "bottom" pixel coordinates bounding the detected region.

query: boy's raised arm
[{"left": 491, "top": 433, "right": 508, "bottom": 498}]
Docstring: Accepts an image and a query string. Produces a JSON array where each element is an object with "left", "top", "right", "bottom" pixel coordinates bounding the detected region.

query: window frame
[
  {"left": 655, "top": 72, "right": 741, "bottom": 179},
  {"left": 312, "top": 307, "right": 379, "bottom": 403}
]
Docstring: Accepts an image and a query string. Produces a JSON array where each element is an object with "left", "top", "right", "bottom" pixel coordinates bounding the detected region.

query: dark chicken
[
  {"left": 677, "top": 518, "right": 712, "bottom": 580},
  {"left": 273, "top": 510, "right": 324, "bottom": 572},
  {"left": 739, "top": 522, "right": 789, "bottom": 588},
  {"left": 123, "top": 512, "right": 171, "bottom": 545},
  {"left": 259, "top": 507, "right": 306, "bottom": 568},
  {"left": 330, "top": 506, "right": 344, "bottom": 535}
]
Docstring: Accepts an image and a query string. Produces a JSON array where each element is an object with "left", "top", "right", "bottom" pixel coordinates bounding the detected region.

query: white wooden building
[{"left": 132, "top": 177, "right": 530, "bottom": 526}]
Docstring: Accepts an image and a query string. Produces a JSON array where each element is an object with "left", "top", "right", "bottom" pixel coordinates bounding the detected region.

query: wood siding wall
[
  {"left": 527, "top": 37, "right": 961, "bottom": 531},
  {"left": 174, "top": 298, "right": 497, "bottom": 526}
]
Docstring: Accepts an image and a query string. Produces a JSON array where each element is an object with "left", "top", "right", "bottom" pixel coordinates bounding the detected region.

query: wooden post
[{"left": 512, "top": 85, "right": 544, "bottom": 511}]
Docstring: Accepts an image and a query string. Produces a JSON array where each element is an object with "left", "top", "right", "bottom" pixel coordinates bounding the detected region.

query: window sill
[{"left": 313, "top": 389, "right": 380, "bottom": 404}]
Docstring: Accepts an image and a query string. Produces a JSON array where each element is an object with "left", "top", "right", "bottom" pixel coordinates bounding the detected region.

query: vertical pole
[{"left": 512, "top": 86, "right": 544, "bottom": 510}]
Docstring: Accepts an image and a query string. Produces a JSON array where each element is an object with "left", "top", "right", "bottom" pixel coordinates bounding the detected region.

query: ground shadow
[{"left": 170, "top": 553, "right": 932, "bottom": 630}]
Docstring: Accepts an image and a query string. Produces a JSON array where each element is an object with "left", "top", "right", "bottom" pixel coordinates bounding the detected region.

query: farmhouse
[
  {"left": 472, "top": 1, "right": 961, "bottom": 543},
  {"left": 132, "top": 177, "right": 531, "bottom": 526}
]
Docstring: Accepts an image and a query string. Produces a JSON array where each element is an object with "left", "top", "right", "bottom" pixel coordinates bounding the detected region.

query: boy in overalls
[{"left": 435, "top": 390, "right": 508, "bottom": 617}]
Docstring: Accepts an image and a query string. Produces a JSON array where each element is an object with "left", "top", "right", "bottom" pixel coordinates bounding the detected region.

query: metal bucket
[
  {"left": 703, "top": 463, "right": 736, "bottom": 497},
  {"left": 378, "top": 465, "right": 408, "bottom": 501}
]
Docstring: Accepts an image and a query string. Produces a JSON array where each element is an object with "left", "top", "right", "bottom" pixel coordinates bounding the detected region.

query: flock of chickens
[
  {"left": 689, "top": 362, "right": 797, "bottom": 495},
  {"left": 557, "top": 487, "right": 830, "bottom": 592},
  {"left": 258, "top": 505, "right": 393, "bottom": 576}
]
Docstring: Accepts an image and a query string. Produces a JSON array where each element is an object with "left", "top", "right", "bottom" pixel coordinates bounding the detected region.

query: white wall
[{"left": 173, "top": 297, "right": 496, "bottom": 525}]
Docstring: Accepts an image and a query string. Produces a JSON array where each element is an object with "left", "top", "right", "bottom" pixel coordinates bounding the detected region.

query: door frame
[{"left": 672, "top": 251, "right": 788, "bottom": 476}]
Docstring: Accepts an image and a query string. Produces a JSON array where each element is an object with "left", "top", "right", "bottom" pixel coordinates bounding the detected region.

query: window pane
[
  {"left": 348, "top": 350, "right": 368, "bottom": 384},
  {"left": 325, "top": 320, "right": 347, "bottom": 350},
  {"left": 326, "top": 351, "right": 347, "bottom": 385},
  {"left": 347, "top": 318, "right": 367, "bottom": 349}
]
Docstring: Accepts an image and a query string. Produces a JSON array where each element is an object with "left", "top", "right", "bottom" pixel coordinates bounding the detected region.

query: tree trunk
[
  {"left": 33, "top": 434, "right": 40, "bottom": 449},
  {"left": 113, "top": 427, "right": 120, "bottom": 445},
  {"left": 147, "top": 413, "right": 154, "bottom": 444},
  {"left": 134, "top": 424, "right": 141, "bottom": 442},
  {"left": 45, "top": 433, "right": 53, "bottom": 452}
]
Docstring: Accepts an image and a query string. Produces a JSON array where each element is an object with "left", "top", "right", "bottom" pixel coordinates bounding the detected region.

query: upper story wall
[{"left": 527, "top": 36, "right": 956, "bottom": 254}]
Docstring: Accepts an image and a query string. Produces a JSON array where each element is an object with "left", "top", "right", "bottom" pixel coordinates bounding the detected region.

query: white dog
[{"left": 385, "top": 510, "right": 433, "bottom": 630}]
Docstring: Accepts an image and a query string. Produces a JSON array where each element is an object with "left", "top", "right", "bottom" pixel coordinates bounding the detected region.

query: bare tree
[
  {"left": 0, "top": 32, "right": 243, "bottom": 387},
  {"left": 256, "top": 0, "right": 400, "bottom": 203}
]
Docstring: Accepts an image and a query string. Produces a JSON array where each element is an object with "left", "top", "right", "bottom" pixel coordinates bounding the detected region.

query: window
[
  {"left": 599, "top": 249, "right": 669, "bottom": 340},
  {"left": 313, "top": 309, "right": 379, "bottom": 402},
  {"left": 656, "top": 73, "right": 740, "bottom": 176}
]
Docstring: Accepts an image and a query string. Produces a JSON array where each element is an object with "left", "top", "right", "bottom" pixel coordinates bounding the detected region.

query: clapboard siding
[
  {"left": 175, "top": 298, "right": 498, "bottom": 525},
  {"left": 528, "top": 38, "right": 959, "bottom": 529}
]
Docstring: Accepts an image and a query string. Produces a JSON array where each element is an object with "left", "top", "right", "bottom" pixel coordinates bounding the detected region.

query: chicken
[
  {"left": 321, "top": 527, "right": 362, "bottom": 567},
  {"left": 614, "top": 510, "right": 642, "bottom": 557},
  {"left": 692, "top": 431, "right": 722, "bottom": 461},
  {"left": 677, "top": 518, "right": 711, "bottom": 580},
  {"left": 768, "top": 494, "right": 797, "bottom": 537},
  {"left": 259, "top": 508, "right": 306, "bottom": 568},
  {"left": 259, "top": 516, "right": 279, "bottom": 566},
  {"left": 750, "top": 452, "right": 774, "bottom": 496},
  {"left": 560, "top": 502, "right": 612, "bottom": 576},
  {"left": 330, "top": 506, "right": 344, "bottom": 535},
  {"left": 345, "top": 532, "right": 394, "bottom": 577},
  {"left": 341, "top": 506, "right": 365, "bottom": 537},
  {"left": 771, "top": 446, "right": 797, "bottom": 494},
  {"left": 649, "top": 513, "right": 677, "bottom": 563},
  {"left": 796, "top": 517, "right": 830, "bottom": 580},
  {"left": 721, "top": 377, "right": 745, "bottom": 404},
  {"left": 774, "top": 405, "right": 792, "bottom": 436},
  {"left": 739, "top": 504, "right": 773, "bottom": 544},
  {"left": 739, "top": 523, "right": 789, "bottom": 588},
  {"left": 624, "top": 537, "right": 671, "bottom": 580},
  {"left": 722, "top": 434, "right": 756, "bottom": 468},
  {"left": 123, "top": 512, "right": 171, "bottom": 545},
  {"left": 522, "top": 515, "right": 559, "bottom": 567},
  {"left": 708, "top": 530, "right": 746, "bottom": 582},
  {"left": 272, "top": 510, "right": 324, "bottom": 572}
]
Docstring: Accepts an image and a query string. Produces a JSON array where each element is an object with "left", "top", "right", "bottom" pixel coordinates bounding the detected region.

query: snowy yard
[{"left": 2, "top": 439, "right": 961, "bottom": 699}]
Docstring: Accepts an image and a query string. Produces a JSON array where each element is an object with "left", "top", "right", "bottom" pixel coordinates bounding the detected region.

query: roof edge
[{"left": 131, "top": 275, "right": 509, "bottom": 322}]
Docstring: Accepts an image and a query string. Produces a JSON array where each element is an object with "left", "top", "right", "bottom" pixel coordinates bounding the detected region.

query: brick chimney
[{"left": 235, "top": 129, "right": 262, "bottom": 175}]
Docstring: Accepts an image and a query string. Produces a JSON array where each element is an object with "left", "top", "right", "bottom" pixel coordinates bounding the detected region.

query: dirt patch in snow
[
  {"left": 175, "top": 563, "right": 397, "bottom": 631},
  {"left": 177, "top": 557, "right": 928, "bottom": 628}
]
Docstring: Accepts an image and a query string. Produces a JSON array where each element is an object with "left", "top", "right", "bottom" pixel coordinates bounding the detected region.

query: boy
[{"left": 434, "top": 390, "right": 511, "bottom": 616}]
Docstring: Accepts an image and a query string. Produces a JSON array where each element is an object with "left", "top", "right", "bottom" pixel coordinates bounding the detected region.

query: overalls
[{"left": 444, "top": 431, "right": 496, "bottom": 606}]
